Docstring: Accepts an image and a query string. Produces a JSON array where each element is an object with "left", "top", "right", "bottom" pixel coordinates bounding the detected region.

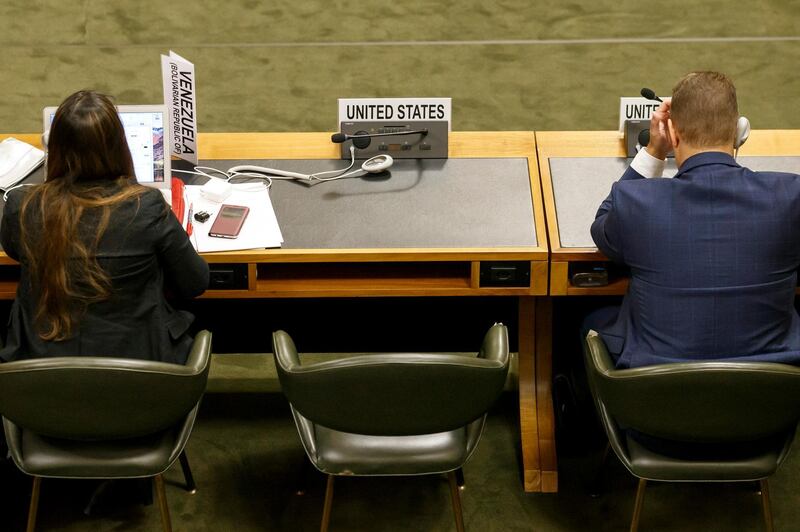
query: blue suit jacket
[{"left": 591, "top": 152, "right": 800, "bottom": 368}]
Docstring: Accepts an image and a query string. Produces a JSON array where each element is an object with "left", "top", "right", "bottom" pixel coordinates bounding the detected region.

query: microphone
[
  {"left": 331, "top": 129, "right": 429, "bottom": 144},
  {"left": 640, "top": 88, "right": 663, "bottom": 103}
]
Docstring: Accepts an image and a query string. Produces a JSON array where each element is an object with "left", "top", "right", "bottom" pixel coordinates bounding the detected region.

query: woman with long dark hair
[{"left": 0, "top": 90, "right": 208, "bottom": 364}]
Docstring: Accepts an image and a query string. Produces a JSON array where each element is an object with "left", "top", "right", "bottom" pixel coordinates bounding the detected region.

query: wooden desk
[
  {"left": 538, "top": 130, "right": 800, "bottom": 296},
  {"left": 0, "top": 131, "right": 557, "bottom": 492}
]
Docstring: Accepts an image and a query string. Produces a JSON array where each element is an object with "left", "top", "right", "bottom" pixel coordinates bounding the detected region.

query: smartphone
[{"left": 208, "top": 204, "right": 249, "bottom": 239}]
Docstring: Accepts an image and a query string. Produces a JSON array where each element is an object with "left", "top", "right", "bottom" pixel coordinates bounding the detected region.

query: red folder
[{"left": 171, "top": 177, "right": 185, "bottom": 223}]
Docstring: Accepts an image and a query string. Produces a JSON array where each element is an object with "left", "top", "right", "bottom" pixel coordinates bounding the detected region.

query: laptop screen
[{"left": 42, "top": 105, "right": 171, "bottom": 190}]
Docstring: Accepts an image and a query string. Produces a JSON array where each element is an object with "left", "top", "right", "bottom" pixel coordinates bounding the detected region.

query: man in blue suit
[{"left": 587, "top": 71, "right": 800, "bottom": 369}]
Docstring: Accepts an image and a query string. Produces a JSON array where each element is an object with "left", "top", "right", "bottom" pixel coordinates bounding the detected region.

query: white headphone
[
  {"left": 734, "top": 116, "right": 751, "bottom": 150},
  {"left": 228, "top": 147, "right": 393, "bottom": 183}
]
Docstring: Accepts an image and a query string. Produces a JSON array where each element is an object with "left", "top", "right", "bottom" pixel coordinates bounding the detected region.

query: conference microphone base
[{"left": 337, "top": 120, "right": 449, "bottom": 159}]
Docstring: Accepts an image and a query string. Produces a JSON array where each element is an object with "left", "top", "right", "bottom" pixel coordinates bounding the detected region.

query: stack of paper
[
  {"left": 183, "top": 184, "right": 283, "bottom": 252},
  {"left": 0, "top": 137, "right": 45, "bottom": 191}
]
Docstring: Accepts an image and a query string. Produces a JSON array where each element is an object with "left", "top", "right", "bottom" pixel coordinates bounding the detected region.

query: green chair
[
  {"left": 0, "top": 330, "right": 212, "bottom": 532},
  {"left": 584, "top": 329, "right": 800, "bottom": 532},
  {"left": 272, "top": 323, "right": 509, "bottom": 532}
]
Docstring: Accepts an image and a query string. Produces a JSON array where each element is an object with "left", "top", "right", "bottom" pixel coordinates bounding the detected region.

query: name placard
[
  {"left": 618, "top": 97, "right": 661, "bottom": 134},
  {"left": 338, "top": 98, "right": 451, "bottom": 130},
  {"left": 161, "top": 51, "right": 198, "bottom": 165}
]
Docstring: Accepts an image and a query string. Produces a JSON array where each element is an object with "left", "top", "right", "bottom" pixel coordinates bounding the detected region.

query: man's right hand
[{"left": 646, "top": 100, "right": 672, "bottom": 160}]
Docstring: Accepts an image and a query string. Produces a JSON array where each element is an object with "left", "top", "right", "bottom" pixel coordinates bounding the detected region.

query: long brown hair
[{"left": 20, "top": 90, "right": 146, "bottom": 341}]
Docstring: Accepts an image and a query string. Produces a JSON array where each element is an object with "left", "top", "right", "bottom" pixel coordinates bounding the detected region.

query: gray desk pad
[
  {"left": 2, "top": 158, "right": 536, "bottom": 251},
  {"left": 550, "top": 156, "right": 800, "bottom": 249},
  {"left": 208, "top": 158, "right": 536, "bottom": 249}
]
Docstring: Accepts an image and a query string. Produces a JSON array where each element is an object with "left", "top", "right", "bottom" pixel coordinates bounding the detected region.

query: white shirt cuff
[{"left": 630, "top": 148, "right": 665, "bottom": 178}]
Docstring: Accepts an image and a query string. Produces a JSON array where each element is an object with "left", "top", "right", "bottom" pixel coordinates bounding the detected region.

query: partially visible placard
[
  {"left": 161, "top": 51, "right": 198, "bottom": 164},
  {"left": 338, "top": 98, "right": 452, "bottom": 131},
  {"left": 618, "top": 97, "right": 661, "bottom": 135}
]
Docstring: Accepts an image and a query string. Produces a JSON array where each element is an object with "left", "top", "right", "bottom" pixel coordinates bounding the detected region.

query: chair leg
[
  {"left": 447, "top": 471, "right": 466, "bottom": 532},
  {"left": 629, "top": 478, "right": 647, "bottom": 532},
  {"left": 179, "top": 450, "right": 197, "bottom": 494},
  {"left": 153, "top": 474, "right": 173, "bottom": 532},
  {"left": 320, "top": 474, "right": 335, "bottom": 532},
  {"left": 760, "top": 479, "right": 775, "bottom": 532},
  {"left": 26, "top": 476, "right": 41, "bottom": 532},
  {"left": 455, "top": 467, "right": 465, "bottom": 490}
]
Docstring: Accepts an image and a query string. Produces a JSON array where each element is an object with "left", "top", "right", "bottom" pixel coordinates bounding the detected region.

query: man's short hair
[{"left": 671, "top": 71, "right": 739, "bottom": 148}]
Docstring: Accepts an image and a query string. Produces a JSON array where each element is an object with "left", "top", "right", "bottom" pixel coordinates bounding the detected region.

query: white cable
[
  {"left": 313, "top": 167, "right": 366, "bottom": 182},
  {"left": 173, "top": 167, "right": 273, "bottom": 190},
  {"left": 308, "top": 146, "right": 357, "bottom": 179},
  {"left": 2, "top": 183, "right": 36, "bottom": 201},
  {"left": 227, "top": 146, "right": 358, "bottom": 182},
  {"left": 173, "top": 145, "right": 390, "bottom": 191},
  {"left": 228, "top": 172, "right": 273, "bottom": 191},
  {"left": 173, "top": 166, "right": 232, "bottom": 181},
  {"left": 307, "top": 153, "right": 392, "bottom": 182}
]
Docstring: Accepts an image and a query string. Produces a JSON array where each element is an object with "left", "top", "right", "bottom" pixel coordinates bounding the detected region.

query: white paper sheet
[
  {"left": 183, "top": 184, "right": 283, "bottom": 253},
  {"left": 0, "top": 137, "right": 44, "bottom": 190}
]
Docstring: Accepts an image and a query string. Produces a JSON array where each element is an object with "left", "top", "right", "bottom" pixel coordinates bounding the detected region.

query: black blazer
[
  {"left": 0, "top": 184, "right": 209, "bottom": 364},
  {"left": 591, "top": 152, "right": 800, "bottom": 368}
]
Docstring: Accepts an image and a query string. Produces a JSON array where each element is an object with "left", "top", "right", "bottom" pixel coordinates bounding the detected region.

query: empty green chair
[
  {"left": 0, "top": 330, "right": 212, "bottom": 532},
  {"left": 272, "top": 323, "right": 509, "bottom": 532},
  {"left": 584, "top": 329, "right": 800, "bottom": 532}
]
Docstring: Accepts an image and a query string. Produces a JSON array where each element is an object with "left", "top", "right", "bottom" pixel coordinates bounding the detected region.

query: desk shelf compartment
[
  {"left": 254, "top": 261, "right": 474, "bottom": 297},
  {"left": 566, "top": 277, "right": 629, "bottom": 296},
  {"left": 0, "top": 265, "right": 20, "bottom": 299},
  {"left": 550, "top": 260, "right": 629, "bottom": 296}
]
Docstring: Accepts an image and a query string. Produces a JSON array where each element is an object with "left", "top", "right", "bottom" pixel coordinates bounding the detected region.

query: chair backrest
[
  {"left": 272, "top": 324, "right": 509, "bottom": 436},
  {"left": 0, "top": 330, "right": 212, "bottom": 440},
  {"left": 585, "top": 330, "right": 800, "bottom": 442}
]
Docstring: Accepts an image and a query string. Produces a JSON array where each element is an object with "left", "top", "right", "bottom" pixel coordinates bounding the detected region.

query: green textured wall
[{"left": 2, "top": 1, "right": 800, "bottom": 133}]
